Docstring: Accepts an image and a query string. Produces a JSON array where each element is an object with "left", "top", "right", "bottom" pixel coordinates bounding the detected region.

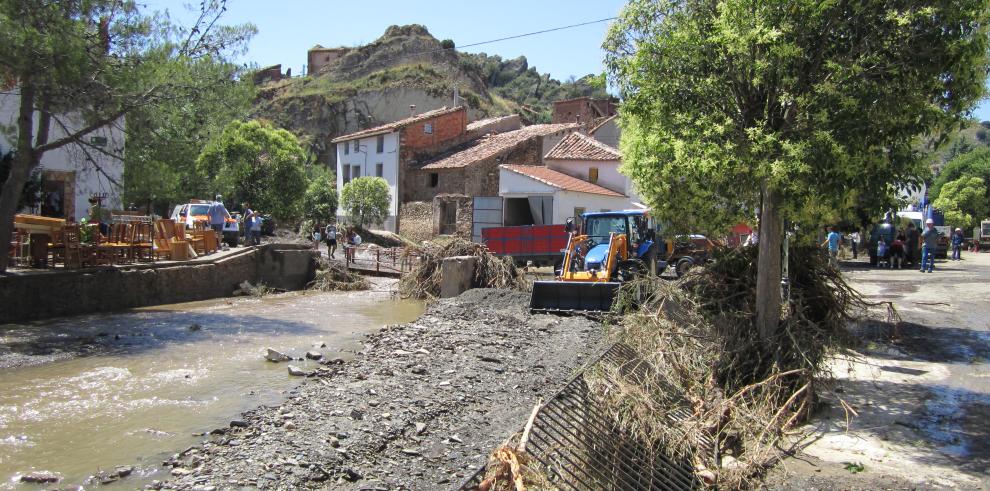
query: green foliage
[
  {"left": 196, "top": 120, "right": 308, "bottom": 222},
  {"left": 123, "top": 56, "right": 256, "bottom": 214},
  {"left": 303, "top": 169, "right": 338, "bottom": 224},
  {"left": 606, "top": 0, "right": 990, "bottom": 236},
  {"left": 340, "top": 177, "right": 390, "bottom": 228},
  {"left": 933, "top": 177, "right": 988, "bottom": 230},
  {"left": 440, "top": 39, "right": 455, "bottom": 50},
  {"left": 931, "top": 147, "right": 990, "bottom": 204}
]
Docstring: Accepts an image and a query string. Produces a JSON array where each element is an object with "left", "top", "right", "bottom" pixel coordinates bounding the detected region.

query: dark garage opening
[{"left": 503, "top": 196, "right": 552, "bottom": 226}]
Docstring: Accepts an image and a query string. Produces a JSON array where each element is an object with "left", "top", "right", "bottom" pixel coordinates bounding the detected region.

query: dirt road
[
  {"left": 771, "top": 252, "right": 990, "bottom": 490},
  {"left": 162, "top": 289, "right": 603, "bottom": 490}
]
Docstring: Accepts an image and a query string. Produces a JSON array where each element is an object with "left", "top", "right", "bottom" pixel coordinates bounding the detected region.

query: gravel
[{"left": 163, "top": 288, "right": 603, "bottom": 490}]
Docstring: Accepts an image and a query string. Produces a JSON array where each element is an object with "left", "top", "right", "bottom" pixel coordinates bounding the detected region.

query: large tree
[
  {"left": 933, "top": 176, "right": 988, "bottom": 231},
  {"left": 0, "top": 0, "right": 253, "bottom": 273},
  {"left": 930, "top": 146, "right": 990, "bottom": 205},
  {"left": 606, "top": 0, "right": 990, "bottom": 340},
  {"left": 196, "top": 119, "right": 308, "bottom": 222}
]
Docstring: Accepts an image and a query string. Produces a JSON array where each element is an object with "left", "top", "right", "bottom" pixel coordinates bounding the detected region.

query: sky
[
  {"left": 144, "top": 0, "right": 990, "bottom": 120},
  {"left": 145, "top": 0, "right": 628, "bottom": 82}
]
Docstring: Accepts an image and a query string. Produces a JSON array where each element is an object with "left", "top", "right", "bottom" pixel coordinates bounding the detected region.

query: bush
[
  {"left": 440, "top": 39, "right": 455, "bottom": 50},
  {"left": 303, "top": 171, "right": 338, "bottom": 223},
  {"left": 340, "top": 176, "right": 390, "bottom": 228}
]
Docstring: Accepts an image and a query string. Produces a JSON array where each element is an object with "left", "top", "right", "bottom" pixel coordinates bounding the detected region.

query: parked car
[{"left": 170, "top": 200, "right": 239, "bottom": 247}]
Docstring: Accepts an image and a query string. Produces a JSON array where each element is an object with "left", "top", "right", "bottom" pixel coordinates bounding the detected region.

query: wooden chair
[
  {"left": 62, "top": 225, "right": 83, "bottom": 269},
  {"left": 130, "top": 222, "right": 154, "bottom": 262},
  {"left": 48, "top": 228, "right": 65, "bottom": 268},
  {"left": 154, "top": 219, "right": 176, "bottom": 260},
  {"left": 100, "top": 222, "right": 132, "bottom": 264},
  {"left": 179, "top": 223, "right": 208, "bottom": 255}
]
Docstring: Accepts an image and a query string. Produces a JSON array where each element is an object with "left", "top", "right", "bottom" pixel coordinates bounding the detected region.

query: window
[
  {"left": 353, "top": 140, "right": 360, "bottom": 152},
  {"left": 343, "top": 142, "right": 349, "bottom": 155},
  {"left": 424, "top": 123, "right": 433, "bottom": 135},
  {"left": 376, "top": 135, "right": 384, "bottom": 153},
  {"left": 429, "top": 173, "right": 439, "bottom": 187},
  {"left": 375, "top": 163, "right": 384, "bottom": 177},
  {"left": 342, "top": 164, "right": 350, "bottom": 183},
  {"left": 588, "top": 167, "right": 599, "bottom": 184},
  {"left": 352, "top": 165, "right": 361, "bottom": 178}
]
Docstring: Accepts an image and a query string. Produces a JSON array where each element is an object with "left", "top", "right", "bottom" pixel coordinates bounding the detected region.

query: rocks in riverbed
[
  {"left": 305, "top": 351, "right": 323, "bottom": 360},
  {"left": 20, "top": 471, "right": 59, "bottom": 483},
  {"left": 229, "top": 419, "right": 249, "bottom": 428},
  {"left": 264, "top": 348, "right": 291, "bottom": 362},
  {"left": 287, "top": 366, "right": 310, "bottom": 376}
]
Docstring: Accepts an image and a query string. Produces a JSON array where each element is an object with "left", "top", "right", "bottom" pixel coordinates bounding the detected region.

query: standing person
[
  {"left": 850, "top": 230, "right": 861, "bottom": 259},
  {"left": 208, "top": 195, "right": 226, "bottom": 235},
  {"left": 822, "top": 226, "right": 842, "bottom": 268},
  {"left": 920, "top": 218, "right": 938, "bottom": 273},
  {"left": 951, "top": 227, "right": 964, "bottom": 261},
  {"left": 248, "top": 210, "right": 263, "bottom": 246},
  {"left": 241, "top": 203, "right": 254, "bottom": 246},
  {"left": 905, "top": 222, "right": 920, "bottom": 267},
  {"left": 877, "top": 237, "right": 889, "bottom": 268},
  {"left": 311, "top": 223, "right": 322, "bottom": 250},
  {"left": 324, "top": 223, "right": 338, "bottom": 259},
  {"left": 890, "top": 232, "right": 906, "bottom": 269}
]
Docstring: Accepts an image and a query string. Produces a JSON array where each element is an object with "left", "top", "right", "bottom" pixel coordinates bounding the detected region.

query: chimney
[{"left": 409, "top": 105, "right": 416, "bottom": 117}]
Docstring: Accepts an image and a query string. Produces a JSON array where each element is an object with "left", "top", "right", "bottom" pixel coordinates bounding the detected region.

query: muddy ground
[
  {"left": 768, "top": 252, "right": 990, "bottom": 490},
  {"left": 162, "top": 289, "right": 603, "bottom": 490}
]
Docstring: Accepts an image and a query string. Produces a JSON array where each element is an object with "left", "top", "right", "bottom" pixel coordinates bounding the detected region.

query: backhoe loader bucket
[{"left": 530, "top": 280, "right": 621, "bottom": 315}]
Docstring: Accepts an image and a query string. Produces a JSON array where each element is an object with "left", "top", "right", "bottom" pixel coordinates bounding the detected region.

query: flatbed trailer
[{"left": 481, "top": 224, "right": 569, "bottom": 267}]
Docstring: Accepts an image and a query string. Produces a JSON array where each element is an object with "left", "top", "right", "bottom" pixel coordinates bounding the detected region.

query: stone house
[
  {"left": 551, "top": 96, "right": 618, "bottom": 126},
  {"left": 0, "top": 91, "right": 124, "bottom": 223},
  {"left": 307, "top": 45, "right": 349, "bottom": 75},
  {"left": 409, "top": 123, "right": 580, "bottom": 202}
]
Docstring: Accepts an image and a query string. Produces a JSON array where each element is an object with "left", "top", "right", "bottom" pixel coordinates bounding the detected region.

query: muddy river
[{"left": 0, "top": 287, "right": 423, "bottom": 489}]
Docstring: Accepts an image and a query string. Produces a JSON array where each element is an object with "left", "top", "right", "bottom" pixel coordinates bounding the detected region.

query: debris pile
[
  {"left": 307, "top": 257, "right": 371, "bottom": 292},
  {"left": 400, "top": 238, "right": 526, "bottom": 300},
  {"left": 595, "top": 246, "right": 893, "bottom": 488}
]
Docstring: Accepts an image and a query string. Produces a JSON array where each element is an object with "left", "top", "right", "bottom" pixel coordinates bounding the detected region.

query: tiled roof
[
  {"left": 500, "top": 165, "right": 625, "bottom": 197},
  {"left": 331, "top": 106, "right": 464, "bottom": 143},
  {"left": 544, "top": 131, "right": 621, "bottom": 161},
  {"left": 466, "top": 115, "right": 516, "bottom": 132},
  {"left": 589, "top": 114, "right": 618, "bottom": 135},
  {"left": 419, "top": 123, "right": 579, "bottom": 170}
]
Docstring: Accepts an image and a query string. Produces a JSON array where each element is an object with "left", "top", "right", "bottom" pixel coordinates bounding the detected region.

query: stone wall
[
  {"left": 432, "top": 195, "right": 473, "bottom": 238},
  {"left": 398, "top": 201, "right": 434, "bottom": 243},
  {"left": 0, "top": 245, "right": 318, "bottom": 324}
]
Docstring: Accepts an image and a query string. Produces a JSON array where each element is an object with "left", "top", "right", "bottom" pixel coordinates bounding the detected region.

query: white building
[
  {"left": 543, "top": 132, "right": 640, "bottom": 203},
  {"left": 498, "top": 164, "right": 636, "bottom": 226},
  {"left": 0, "top": 90, "right": 124, "bottom": 222},
  {"left": 333, "top": 130, "right": 401, "bottom": 231}
]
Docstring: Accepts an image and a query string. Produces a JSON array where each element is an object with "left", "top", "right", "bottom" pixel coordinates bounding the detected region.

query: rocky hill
[{"left": 253, "top": 24, "right": 608, "bottom": 165}]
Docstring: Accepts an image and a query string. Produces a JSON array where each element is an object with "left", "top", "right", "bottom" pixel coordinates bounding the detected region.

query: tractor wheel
[{"left": 675, "top": 257, "right": 695, "bottom": 278}]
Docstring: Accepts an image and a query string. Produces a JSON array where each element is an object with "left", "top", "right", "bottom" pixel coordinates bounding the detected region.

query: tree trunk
[
  {"left": 0, "top": 83, "right": 37, "bottom": 274},
  {"left": 755, "top": 185, "right": 783, "bottom": 341}
]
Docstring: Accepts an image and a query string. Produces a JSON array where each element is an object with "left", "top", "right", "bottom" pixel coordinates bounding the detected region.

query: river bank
[
  {"left": 0, "top": 279, "right": 421, "bottom": 489},
  {"left": 162, "top": 288, "right": 603, "bottom": 490}
]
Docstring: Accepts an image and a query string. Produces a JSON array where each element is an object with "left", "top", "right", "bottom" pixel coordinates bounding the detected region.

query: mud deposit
[{"left": 164, "top": 289, "right": 603, "bottom": 490}]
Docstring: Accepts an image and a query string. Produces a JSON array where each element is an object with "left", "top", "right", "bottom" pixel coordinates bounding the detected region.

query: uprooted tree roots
[
  {"left": 307, "top": 257, "right": 371, "bottom": 292},
  {"left": 591, "top": 246, "right": 896, "bottom": 489},
  {"left": 399, "top": 238, "right": 526, "bottom": 301}
]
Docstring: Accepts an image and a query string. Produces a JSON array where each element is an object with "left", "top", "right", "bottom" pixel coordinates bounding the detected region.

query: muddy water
[{"left": 0, "top": 289, "right": 423, "bottom": 489}]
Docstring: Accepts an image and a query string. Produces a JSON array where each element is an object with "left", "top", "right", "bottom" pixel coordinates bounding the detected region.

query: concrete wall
[
  {"left": 0, "top": 91, "right": 124, "bottom": 222},
  {"left": 0, "top": 245, "right": 317, "bottom": 324},
  {"left": 553, "top": 190, "right": 638, "bottom": 224},
  {"left": 546, "top": 159, "right": 636, "bottom": 200}
]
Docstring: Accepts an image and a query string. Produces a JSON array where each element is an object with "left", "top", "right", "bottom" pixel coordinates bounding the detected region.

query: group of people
[
  {"left": 825, "top": 219, "right": 958, "bottom": 273},
  {"left": 310, "top": 223, "right": 361, "bottom": 260}
]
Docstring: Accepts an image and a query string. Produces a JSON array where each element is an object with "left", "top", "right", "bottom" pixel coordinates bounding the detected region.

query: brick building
[
  {"left": 551, "top": 96, "right": 618, "bottom": 126},
  {"left": 332, "top": 106, "right": 470, "bottom": 232}
]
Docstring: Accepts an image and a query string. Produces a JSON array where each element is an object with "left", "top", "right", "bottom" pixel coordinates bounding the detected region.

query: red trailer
[{"left": 481, "top": 224, "right": 570, "bottom": 266}]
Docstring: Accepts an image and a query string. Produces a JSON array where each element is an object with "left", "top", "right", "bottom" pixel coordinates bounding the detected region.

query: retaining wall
[{"left": 0, "top": 244, "right": 318, "bottom": 323}]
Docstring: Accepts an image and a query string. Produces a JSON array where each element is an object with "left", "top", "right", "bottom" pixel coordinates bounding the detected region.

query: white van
[{"left": 170, "top": 200, "right": 239, "bottom": 247}]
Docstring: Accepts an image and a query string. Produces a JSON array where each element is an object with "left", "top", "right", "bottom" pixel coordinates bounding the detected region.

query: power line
[{"left": 456, "top": 17, "right": 617, "bottom": 50}]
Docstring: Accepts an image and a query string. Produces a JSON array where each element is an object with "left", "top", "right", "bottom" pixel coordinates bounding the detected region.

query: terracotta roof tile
[
  {"left": 331, "top": 106, "right": 464, "bottom": 143},
  {"left": 500, "top": 165, "right": 625, "bottom": 197},
  {"left": 544, "top": 132, "right": 621, "bottom": 161},
  {"left": 419, "top": 124, "right": 580, "bottom": 169}
]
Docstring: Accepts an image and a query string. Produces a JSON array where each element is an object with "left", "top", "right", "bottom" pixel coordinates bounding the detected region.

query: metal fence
[
  {"left": 344, "top": 246, "right": 420, "bottom": 276},
  {"left": 459, "top": 343, "right": 701, "bottom": 490}
]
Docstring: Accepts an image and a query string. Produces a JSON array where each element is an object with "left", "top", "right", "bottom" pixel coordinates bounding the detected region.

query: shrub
[{"left": 340, "top": 177, "right": 390, "bottom": 228}]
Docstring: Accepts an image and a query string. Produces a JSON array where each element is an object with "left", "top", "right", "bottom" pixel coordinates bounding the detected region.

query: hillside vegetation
[{"left": 253, "top": 25, "right": 607, "bottom": 164}]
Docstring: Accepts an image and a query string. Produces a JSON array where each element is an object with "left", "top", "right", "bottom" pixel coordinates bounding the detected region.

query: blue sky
[
  {"left": 145, "top": 0, "right": 990, "bottom": 120},
  {"left": 146, "top": 0, "right": 627, "bottom": 82}
]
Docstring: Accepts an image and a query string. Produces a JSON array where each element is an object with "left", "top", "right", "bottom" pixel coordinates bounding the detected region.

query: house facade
[
  {"left": 0, "top": 91, "right": 124, "bottom": 223},
  {"left": 551, "top": 96, "right": 618, "bottom": 126},
  {"left": 498, "top": 165, "right": 635, "bottom": 226},
  {"left": 332, "top": 106, "right": 469, "bottom": 231},
  {"left": 543, "top": 132, "right": 639, "bottom": 202}
]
